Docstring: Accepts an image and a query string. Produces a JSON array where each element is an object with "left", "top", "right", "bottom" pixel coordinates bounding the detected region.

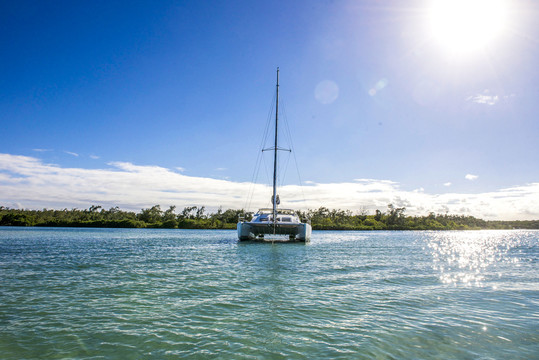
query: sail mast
[{"left": 272, "top": 68, "right": 279, "bottom": 233}]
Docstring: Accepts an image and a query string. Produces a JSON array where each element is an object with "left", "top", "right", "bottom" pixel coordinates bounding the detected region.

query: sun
[{"left": 428, "top": 0, "right": 508, "bottom": 56}]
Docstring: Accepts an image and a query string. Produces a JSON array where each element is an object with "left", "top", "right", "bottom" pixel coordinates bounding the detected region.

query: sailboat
[{"left": 237, "top": 68, "right": 312, "bottom": 242}]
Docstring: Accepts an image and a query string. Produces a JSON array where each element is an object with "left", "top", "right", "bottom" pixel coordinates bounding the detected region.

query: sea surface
[{"left": 0, "top": 228, "right": 537, "bottom": 359}]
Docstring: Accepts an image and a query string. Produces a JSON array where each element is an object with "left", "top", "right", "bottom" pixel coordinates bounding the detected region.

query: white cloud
[
  {"left": 465, "top": 174, "right": 479, "bottom": 181},
  {"left": 467, "top": 94, "right": 499, "bottom": 105},
  {"left": 175, "top": 167, "right": 186, "bottom": 172},
  {"left": 444, "top": 182, "right": 452, "bottom": 187},
  {"left": 89, "top": 155, "right": 100, "bottom": 160},
  {"left": 466, "top": 90, "right": 516, "bottom": 106},
  {"left": 215, "top": 167, "right": 227, "bottom": 171},
  {"left": 33, "top": 148, "right": 52, "bottom": 152},
  {"left": 64, "top": 151, "right": 79, "bottom": 157},
  {"left": 0, "top": 153, "right": 538, "bottom": 220}
]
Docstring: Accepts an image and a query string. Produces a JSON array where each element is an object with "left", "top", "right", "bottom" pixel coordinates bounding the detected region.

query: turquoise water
[{"left": 0, "top": 228, "right": 537, "bottom": 359}]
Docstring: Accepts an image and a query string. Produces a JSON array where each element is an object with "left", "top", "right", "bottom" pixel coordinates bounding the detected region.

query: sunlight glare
[
  {"left": 428, "top": 0, "right": 507, "bottom": 56},
  {"left": 428, "top": 231, "right": 521, "bottom": 287}
]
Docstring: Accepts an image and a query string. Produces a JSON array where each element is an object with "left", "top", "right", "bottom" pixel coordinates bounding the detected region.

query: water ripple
[{"left": 0, "top": 228, "right": 537, "bottom": 359}]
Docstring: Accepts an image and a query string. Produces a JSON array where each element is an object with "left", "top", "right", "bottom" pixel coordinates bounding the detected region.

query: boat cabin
[{"left": 250, "top": 208, "right": 300, "bottom": 224}]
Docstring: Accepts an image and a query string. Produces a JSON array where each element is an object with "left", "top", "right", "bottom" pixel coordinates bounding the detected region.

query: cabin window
[{"left": 282, "top": 217, "right": 291, "bottom": 222}]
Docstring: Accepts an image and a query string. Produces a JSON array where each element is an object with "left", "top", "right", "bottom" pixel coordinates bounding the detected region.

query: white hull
[{"left": 237, "top": 221, "right": 311, "bottom": 242}]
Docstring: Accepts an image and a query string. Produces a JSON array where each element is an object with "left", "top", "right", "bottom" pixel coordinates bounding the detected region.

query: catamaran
[{"left": 237, "top": 68, "right": 312, "bottom": 242}]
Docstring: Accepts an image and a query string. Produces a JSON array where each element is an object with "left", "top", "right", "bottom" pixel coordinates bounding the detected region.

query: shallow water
[{"left": 0, "top": 228, "right": 537, "bottom": 359}]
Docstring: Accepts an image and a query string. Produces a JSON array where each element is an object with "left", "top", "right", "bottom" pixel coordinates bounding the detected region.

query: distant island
[{"left": 1, "top": 205, "right": 538, "bottom": 230}]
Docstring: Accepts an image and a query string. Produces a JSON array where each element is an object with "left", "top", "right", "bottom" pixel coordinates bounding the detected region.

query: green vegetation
[
  {"left": 299, "top": 205, "right": 539, "bottom": 230},
  {"left": 1, "top": 204, "right": 538, "bottom": 230}
]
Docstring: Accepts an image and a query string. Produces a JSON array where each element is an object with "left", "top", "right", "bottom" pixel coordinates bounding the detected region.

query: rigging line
[
  {"left": 280, "top": 108, "right": 296, "bottom": 189},
  {"left": 247, "top": 144, "right": 273, "bottom": 212},
  {"left": 280, "top": 101, "right": 293, "bottom": 152},
  {"left": 247, "top": 160, "right": 264, "bottom": 212},
  {"left": 244, "top": 92, "right": 276, "bottom": 211},
  {"left": 259, "top": 151, "right": 273, "bottom": 210},
  {"left": 281, "top": 100, "right": 293, "bottom": 151},
  {"left": 246, "top": 147, "right": 264, "bottom": 212},
  {"left": 263, "top": 92, "right": 276, "bottom": 147},
  {"left": 247, "top": 141, "right": 273, "bottom": 211},
  {"left": 276, "top": 99, "right": 292, "bottom": 189},
  {"left": 245, "top": 130, "right": 266, "bottom": 208},
  {"left": 261, "top": 149, "right": 272, "bottom": 193},
  {"left": 278, "top": 150, "right": 292, "bottom": 190},
  {"left": 280, "top": 101, "right": 294, "bottom": 153}
]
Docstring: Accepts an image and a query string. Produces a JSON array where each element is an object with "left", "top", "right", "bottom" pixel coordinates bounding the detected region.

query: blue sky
[{"left": 1, "top": 0, "right": 538, "bottom": 219}]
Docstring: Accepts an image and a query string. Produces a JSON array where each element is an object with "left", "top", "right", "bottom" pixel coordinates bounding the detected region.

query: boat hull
[{"left": 237, "top": 221, "right": 311, "bottom": 242}]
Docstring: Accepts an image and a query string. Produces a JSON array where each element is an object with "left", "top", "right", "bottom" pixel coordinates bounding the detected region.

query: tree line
[{"left": 0, "top": 204, "right": 537, "bottom": 230}]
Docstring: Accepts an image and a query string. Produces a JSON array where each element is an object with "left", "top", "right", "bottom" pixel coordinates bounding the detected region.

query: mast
[{"left": 272, "top": 68, "right": 279, "bottom": 234}]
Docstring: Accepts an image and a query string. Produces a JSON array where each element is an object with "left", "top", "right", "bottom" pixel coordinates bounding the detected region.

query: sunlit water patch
[
  {"left": 0, "top": 228, "right": 537, "bottom": 359},
  {"left": 426, "top": 230, "right": 536, "bottom": 288}
]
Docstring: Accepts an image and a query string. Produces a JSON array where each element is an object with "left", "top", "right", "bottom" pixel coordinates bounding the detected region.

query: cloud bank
[{"left": 0, "top": 153, "right": 538, "bottom": 220}]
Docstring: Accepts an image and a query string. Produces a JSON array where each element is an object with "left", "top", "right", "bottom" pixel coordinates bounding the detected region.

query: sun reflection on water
[{"left": 427, "top": 231, "right": 522, "bottom": 287}]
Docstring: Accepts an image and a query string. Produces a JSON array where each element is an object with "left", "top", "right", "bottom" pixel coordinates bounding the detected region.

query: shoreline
[{"left": 2, "top": 205, "right": 538, "bottom": 231}]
